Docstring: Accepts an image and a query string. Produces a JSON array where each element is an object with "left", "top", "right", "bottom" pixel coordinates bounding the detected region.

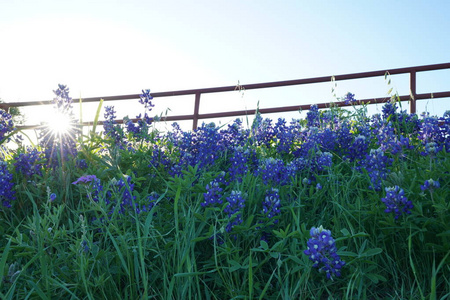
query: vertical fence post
[
  {"left": 192, "top": 92, "right": 201, "bottom": 130},
  {"left": 410, "top": 70, "right": 417, "bottom": 114}
]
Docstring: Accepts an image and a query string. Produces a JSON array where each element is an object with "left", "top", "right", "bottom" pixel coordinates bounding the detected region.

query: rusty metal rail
[{"left": 1, "top": 62, "right": 449, "bottom": 131}]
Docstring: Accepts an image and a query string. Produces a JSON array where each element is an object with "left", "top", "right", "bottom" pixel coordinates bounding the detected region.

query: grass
[{"left": 0, "top": 90, "right": 449, "bottom": 299}]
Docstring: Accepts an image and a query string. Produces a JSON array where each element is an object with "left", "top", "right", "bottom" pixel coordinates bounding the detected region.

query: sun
[{"left": 47, "top": 112, "right": 72, "bottom": 136}]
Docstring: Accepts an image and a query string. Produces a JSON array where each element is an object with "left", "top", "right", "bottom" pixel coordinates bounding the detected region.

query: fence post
[
  {"left": 192, "top": 92, "right": 201, "bottom": 130},
  {"left": 410, "top": 70, "right": 417, "bottom": 114}
]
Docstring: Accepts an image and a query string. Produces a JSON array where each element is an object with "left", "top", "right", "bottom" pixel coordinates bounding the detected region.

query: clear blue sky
[{"left": 1, "top": 0, "right": 449, "bottom": 130}]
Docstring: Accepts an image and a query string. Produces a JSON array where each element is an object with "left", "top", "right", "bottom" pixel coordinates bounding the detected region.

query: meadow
[{"left": 0, "top": 85, "right": 449, "bottom": 299}]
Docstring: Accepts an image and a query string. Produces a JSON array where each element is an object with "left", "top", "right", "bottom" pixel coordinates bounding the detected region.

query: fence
[{"left": 1, "top": 62, "right": 450, "bottom": 131}]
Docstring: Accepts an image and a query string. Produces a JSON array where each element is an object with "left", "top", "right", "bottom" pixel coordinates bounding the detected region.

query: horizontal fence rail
[{"left": 1, "top": 62, "right": 449, "bottom": 131}]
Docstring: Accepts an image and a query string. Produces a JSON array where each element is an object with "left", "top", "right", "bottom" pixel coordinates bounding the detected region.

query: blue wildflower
[
  {"left": 381, "top": 186, "right": 413, "bottom": 220},
  {"left": 261, "top": 188, "right": 281, "bottom": 223},
  {"left": 228, "top": 147, "right": 249, "bottom": 183},
  {"left": 103, "top": 105, "right": 124, "bottom": 145},
  {"left": 0, "top": 161, "right": 15, "bottom": 208},
  {"left": 224, "top": 191, "right": 246, "bottom": 232},
  {"left": 202, "top": 179, "right": 223, "bottom": 207},
  {"left": 304, "top": 226, "right": 345, "bottom": 280},
  {"left": 14, "top": 148, "right": 43, "bottom": 178},
  {"left": 358, "top": 148, "right": 392, "bottom": 191},
  {"left": 420, "top": 179, "right": 440, "bottom": 192},
  {"left": 0, "top": 109, "right": 15, "bottom": 142},
  {"left": 72, "top": 175, "right": 98, "bottom": 185},
  {"left": 343, "top": 92, "right": 356, "bottom": 105},
  {"left": 306, "top": 104, "right": 320, "bottom": 127}
]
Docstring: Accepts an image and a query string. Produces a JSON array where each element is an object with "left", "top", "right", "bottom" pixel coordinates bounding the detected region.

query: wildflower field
[{"left": 0, "top": 85, "right": 449, "bottom": 299}]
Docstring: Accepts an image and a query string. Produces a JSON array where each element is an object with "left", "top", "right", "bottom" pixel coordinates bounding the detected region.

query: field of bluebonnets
[{"left": 0, "top": 85, "right": 449, "bottom": 299}]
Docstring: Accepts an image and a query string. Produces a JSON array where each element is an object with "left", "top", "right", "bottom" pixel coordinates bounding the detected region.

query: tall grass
[{"left": 0, "top": 88, "right": 449, "bottom": 299}]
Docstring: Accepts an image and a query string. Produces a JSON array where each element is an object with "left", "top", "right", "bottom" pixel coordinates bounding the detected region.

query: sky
[{"left": 0, "top": 0, "right": 449, "bottom": 133}]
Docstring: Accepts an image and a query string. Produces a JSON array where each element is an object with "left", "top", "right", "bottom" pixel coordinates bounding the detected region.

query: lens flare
[{"left": 47, "top": 112, "right": 72, "bottom": 136}]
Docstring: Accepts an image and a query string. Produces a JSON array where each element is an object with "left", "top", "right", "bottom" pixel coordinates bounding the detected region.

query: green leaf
[
  {"left": 337, "top": 251, "right": 358, "bottom": 257},
  {"left": 361, "top": 248, "right": 383, "bottom": 257}
]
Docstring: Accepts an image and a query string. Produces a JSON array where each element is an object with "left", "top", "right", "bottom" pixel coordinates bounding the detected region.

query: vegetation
[{"left": 0, "top": 85, "right": 449, "bottom": 299}]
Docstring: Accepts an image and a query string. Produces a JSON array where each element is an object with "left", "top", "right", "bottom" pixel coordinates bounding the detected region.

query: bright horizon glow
[{"left": 1, "top": 1, "right": 449, "bottom": 134}]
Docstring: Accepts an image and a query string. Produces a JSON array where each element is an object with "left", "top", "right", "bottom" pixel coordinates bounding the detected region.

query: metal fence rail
[{"left": 1, "top": 62, "right": 449, "bottom": 131}]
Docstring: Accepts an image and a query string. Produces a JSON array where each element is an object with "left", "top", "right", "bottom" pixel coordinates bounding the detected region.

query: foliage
[{"left": 0, "top": 86, "right": 449, "bottom": 299}]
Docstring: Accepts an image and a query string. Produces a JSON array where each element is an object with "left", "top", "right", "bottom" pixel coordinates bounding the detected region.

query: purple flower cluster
[
  {"left": 112, "top": 176, "right": 136, "bottom": 214},
  {"left": 125, "top": 89, "right": 155, "bottom": 140},
  {"left": 103, "top": 106, "right": 124, "bottom": 145},
  {"left": 359, "top": 148, "right": 393, "bottom": 191},
  {"left": 261, "top": 188, "right": 281, "bottom": 223},
  {"left": 202, "top": 179, "right": 223, "bottom": 208},
  {"left": 135, "top": 192, "right": 159, "bottom": 214},
  {"left": 224, "top": 191, "right": 246, "bottom": 232},
  {"left": 343, "top": 92, "right": 356, "bottom": 105},
  {"left": 14, "top": 148, "right": 43, "bottom": 178},
  {"left": 170, "top": 123, "right": 226, "bottom": 176},
  {"left": 420, "top": 179, "right": 440, "bottom": 192},
  {"left": 256, "top": 157, "right": 290, "bottom": 186},
  {"left": 306, "top": 105, "right": 320, "bottom": 127},
  {"left": 0, "top": 161, "right": 15, "bottom": 208},
  {"left": 0, "top": 109, "right": 15, "bottom": 142},
  {"left": 304, "top": 226, "right": 345, "bottom": 280},
  {"left": 381, "top": 186, "right": 413, "bottom": 220},
  {"left": 251, "top": 114, "right": 275, "bottom": 147},
  {"left": 228, "top": 147, "right": 249, "bottom": 183},
  {"left": 72, "top": 175, "right": 98, "bottom": 185}
]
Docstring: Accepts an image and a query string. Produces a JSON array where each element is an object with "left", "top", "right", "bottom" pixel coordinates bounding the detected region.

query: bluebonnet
[
  {"left": 381, "top": 186, "right": 413, "bottom": 219},
  {"left": 220, "top": 118, "right": 248, "bottom": 148},
  {"left": 148, "top": 144, "right": 172, "bottom": 174},
  {"left": 139, "top": 89, "right": 155, "bottom": 122},
  {"left": 294, "top": 126, "right": 321, "bottom": 158},
  {"left": 72, "top": 175, "right": 99, "bottom": 185},
  {"left": 0, "top": 109, "right": 15, "bottom": 142},
  {"left": 304, "top": 226, "right": 345, "bottom": 280},
  {"left": 224, "top": 191, "right": 246, "bottom": 232},
  {"left": 80, "top": 240, "right": 89, "bottom": 253},
  {"left": 358, "top": 148, "right": 393, "bottom": 191},
  {"left": 76, "top": 159, "right": 88, "bottom": 169},
  {"left": 273, "top": 118, "right": 295, "bottom": 154},
  {"left": 14, "top": 148, "right": 43, "bottom": 179},
  {"left": 261, "top": 188, "right": 281, "bottom": 223},
  {"left": 111, "top": 176, "right": 136, "bottom": 214},
  {"left": 343, "top": 92, "right": 356, "bottom": 105},
  {"left": 421, "top": 142, "right": 442, "bottom": 156},
  {"left": 256, "top": 157, "right": 290, "bottom": 186},
  {"left": 171, "top": 123, "right": 226, "bottom": 176},
  {"left": 228, "top": 147, "right": 249, "bottom": 183},
  {"left": 0, "top": 161, "right": 15, "bottom": 208},
  {"left": 318, "top": 128, "right": 338, "bottom": 153},
  {"left": 125, "top": 89, "right": 155, "bottom": 141},
  {"left": 49, "top": 193, "right": 57, "bottom": 202},
  {"left": 202, "top": 179, "right": 223, "bottom": 207},
  {"left": 103, "top": 106, "right": 124, "bottom": 145},
  {"left": 251, "top": 114, "right": 275, "bottom": 147},
  {"left": 259, "top": 188, "right": 281, "bottom": 243},
  {"left": 306, "top": 104, "right": 320, "bottom": 127},
  {"left": 420, "top": 179, "right": 440, "bottom": 192},
  {"left": 382, "top": 101, "right": 398, "bottom": 121},
  {"left": 335, "top": 121, "right": 353, "bottom": 158},
  {"left": 315, "top": 151, "right": 333, "bottom": 172},
  {"left": 77, "top": 177, "right": 110, "bottom": 204},
  {"left": 135, "top": 192, "right": 160, "bottom": 214},
  {"left": 347, "top": 134, "right": 370, "bottom": 161}
]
